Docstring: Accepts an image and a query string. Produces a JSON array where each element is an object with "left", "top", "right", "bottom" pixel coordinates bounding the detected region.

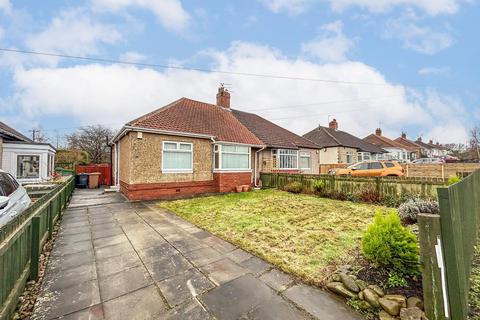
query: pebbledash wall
[
  {"left": 257, "top": 148, "right": 320, "bottom": 175},
  {"left": 117, "top": 132, "right": 254, "bottom": 200}
]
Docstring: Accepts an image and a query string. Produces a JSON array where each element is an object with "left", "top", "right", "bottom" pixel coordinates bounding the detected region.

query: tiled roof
[
  {"left": 0, "top": 121, "right": 32, "bottom": 142},
  {"left": 394, "top": 137, "right": 422, "bottom": 152},
  {"left": 303, "top": 126, "right": 384, "bottom": 153},
  {"left": 128, "top": 98, "right": 263, "bottom": 145},
  {"left": 232, "top": 110, "right": 319, "bottom": 149},
  {"left": 364, "top": 134, "right": 407, "bottom": 149},
  {"left": 414, "top": 139, "right": 434, "bottom": 150}
]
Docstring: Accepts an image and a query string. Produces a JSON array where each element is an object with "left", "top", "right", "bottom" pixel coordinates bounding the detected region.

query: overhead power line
[{"left": 0, "top": 47, "right": 422, "bottom": 87}]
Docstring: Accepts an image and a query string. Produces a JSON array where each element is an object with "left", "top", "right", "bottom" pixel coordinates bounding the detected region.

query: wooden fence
[
  {"left": 0, "top": 177, "right": 75, "bottom": 320},
  {"left": 404, "top": 163, "right": 480, "bottom": 179},
  {"left": 419, "top": 169, "right": 480, "bottom": 320},
  {"left": 75, "top": 163, "right": 111, "bottom": 186},
  {"left": 260, "top": 173, "right": 445, "bottom": 201}
]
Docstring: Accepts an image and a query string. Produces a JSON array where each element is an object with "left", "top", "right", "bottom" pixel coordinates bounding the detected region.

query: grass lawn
[{"left": 159, "top": 189, "right": 383, "bottom": 286}]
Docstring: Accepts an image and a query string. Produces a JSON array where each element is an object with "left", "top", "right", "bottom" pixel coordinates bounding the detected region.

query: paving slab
[
  {"left": 43, "top": 262, "right": 97, "bottom": 291},
  {"left": 259, "top": 268, "right": 295, "bottom": 292},
  {"left": 96, "top": 251, "right": 142, "bottom": 277},
  {"left": 55, "top": 304, "right": 104, "bottom": 320},
  {"left": 137, "top": 243, "right": 178, "bottom": 265},
  {"left": 240, "top": 256, "right": 272, "bottom": 275},
  {"left": 225, "top": 248, "right": 253, "bottom": 264},
  {"left": 144, "top": 253, "right": 194, "bottom": 282},
  {"left": 94, "top": 241, "right": 135, "bottom": 260},
  {"left": 200, "top": 258, "right": 249, "bottom": 285},
  {"left": 157, "top": 268, "right": 215, "bottom": 307},
  {"left": 99, "top": 265, "right": 152, "bottom": 301},
  {"left": 102, "top": 285, "right": 166, "bottom": 320},
  {"left": 51, "top": 240, "right": 93, "bottom": 257},
  {"left": 165, "top": 299, "right": 211, "bottom": 320},
  {"left": 283, "top": 284, "right": 363, "bottom": 320},
  {"left": 47, "top": 249, "right": 95, "bottom": 271},
  {"left": 183, "top": 246, "right": 224, "bottom": 267}
]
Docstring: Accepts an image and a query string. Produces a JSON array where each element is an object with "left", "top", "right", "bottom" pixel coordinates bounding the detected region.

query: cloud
[
  {"left": 25, "top": 8, "right": 122, "bottom": 58},
  {"left": 384, "top": 15, "right": 454, "bottom": 54},
  {"left": 119, "top": 51, "right": 147, "bottom": 63},
  {"left": 91, "top": 0, "right": 190, "bottom": 33},
  {"left": 327, "top": 0, "right": 463, "bottom": 15},
  {"left": 260, "top": 0, "right": 309, "bottom": 15},
  {"left": 9, "top": 41, "right": 468, "bottom": 143},
  {"left": 301, "top": 21, "right": 354, "bottom": 62},
  {"left": 418, "top": 66, "right": 450, "bottom": 75},
  {"left": 0, "top": 0, "right": 11, "bottom": 13}
]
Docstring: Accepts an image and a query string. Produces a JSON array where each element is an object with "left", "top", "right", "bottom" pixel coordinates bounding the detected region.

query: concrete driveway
[{"left": 32, "top": 189, "right": 362, "bottom": 320}]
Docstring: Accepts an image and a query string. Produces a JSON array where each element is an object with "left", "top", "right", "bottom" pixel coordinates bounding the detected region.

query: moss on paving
[
  {"left": 158, "top": 189, "right": 381, "bottom": 286},
  {"left": 469, "top": 243, "right": 480, "bottom": 319}
]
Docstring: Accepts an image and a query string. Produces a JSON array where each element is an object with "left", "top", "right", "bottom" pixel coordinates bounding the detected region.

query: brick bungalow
[{"left": 111, "top": 87, "right": 320, "bottom": 200}]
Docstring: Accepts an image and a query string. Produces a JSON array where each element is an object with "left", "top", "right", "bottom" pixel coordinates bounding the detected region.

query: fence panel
[
  {"left": 75, "top": 163, "right": 111, "bottom": 186},
  {"left": 0, "top": 177, "right": 74, "bottom": 320}
]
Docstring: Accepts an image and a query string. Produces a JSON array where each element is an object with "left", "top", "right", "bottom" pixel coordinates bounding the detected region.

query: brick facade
[{"left": 120, "top": 171, "right": 252, "bottom": 200}]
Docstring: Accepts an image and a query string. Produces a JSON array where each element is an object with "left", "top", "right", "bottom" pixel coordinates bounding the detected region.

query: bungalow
[
  {"left": 413, "top": 137, "right": 435, "bottom": 158},
  {"left": 303, "top": 119, "right": 385, "bottom": 165},
  {"left": 111, "top": 87, "right": 320, "bottom": 200},
  {"left": 394, "top": 132, "right": 423, "bottom": 160},
  {"left": 363, "top": 128, "right": 409, "bottom": 162},
  {"left": 427, "top": 140, "right": 449, "bottom": 158},
  {"left": 0, "top": 121, "right": 56, "bottom": 183}
]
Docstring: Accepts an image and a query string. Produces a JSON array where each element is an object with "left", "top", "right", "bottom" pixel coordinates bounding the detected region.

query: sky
[{"left": 0, "top": 0, "right": 478, "bottom": 145}]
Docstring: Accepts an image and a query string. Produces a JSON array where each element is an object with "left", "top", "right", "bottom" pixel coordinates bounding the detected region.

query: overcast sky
[{"left": 0, "top": 0, "right": 478, "bottom": 144}]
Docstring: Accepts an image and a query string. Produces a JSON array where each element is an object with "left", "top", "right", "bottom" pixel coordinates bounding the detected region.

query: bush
[
  {"left": 328, "top": 190, "right": 348, "bottom": 201},
  {"left": 362, "top": 210, "right": 420, "bottom": 276},
  {"left": 283, "top": 181, "right": 303, "bottom": 193},
  {"left": 387, "top": 271, "right": 408, "bottom": 288},
  {"left": 381, "top": 194, "right": 399, "bottom": 208},
  {"left": 358, "top": 184, "right": 380, "bottom": 203},
  {"left": 313, "top": 180, "right": 326, "bottom": 194},
  {"left": 398, "top": 197, "right": 439, "bottom": 224},
  {"left": 447, "top": 175, "right": 461, "bottom": 186}
]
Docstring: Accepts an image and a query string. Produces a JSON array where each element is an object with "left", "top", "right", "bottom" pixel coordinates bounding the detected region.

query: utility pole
[{"left": 29, "top": 129, "right": 38, "bottom": 142}]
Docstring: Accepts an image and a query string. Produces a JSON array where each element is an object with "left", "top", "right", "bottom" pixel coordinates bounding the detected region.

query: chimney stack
[
  {"left": 429, "top": 139, "right": 433, "bottom": 144},
  {"left": 328, "top": 118, "right": 338, "bottom": 130},
  {"left": 375, "top": 128, "right": 382, "bottom": 136},
  {"left": 401, "top": 132, "right": 407, "bottom": 139},
  {"left": 216, "top": 86, "right": 230, "bottom": 108},
  {"left": 417, "top": 137, "right": 422, "bottom": 142}
]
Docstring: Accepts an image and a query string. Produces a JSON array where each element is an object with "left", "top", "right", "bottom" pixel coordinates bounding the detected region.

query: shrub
[
  {"left": 447, "top": 175, "right": 461, "bottom": 186},
  {"left": 381, "top": 194, "right": 399, "bottom": 208},
  {"left": 358, "top": 184, "right": 380, "bottom": 203},
  {"left": 328, "top": 190, "right": 348, "bottom": 201},
  {"left": 398, "top": 197, "right": 439, "bottom": 224},
  {"left": 313, "top": 180, "right": 326, "bottom": 194},
  {"left": 387, "top": 271, "right": 408, "bottom": 288},
  {"left": 283, "top": 181, "right": 303, "bottom": 193},
  {"left": 362, "top": 210, "right": 420, "bottom": 276}
]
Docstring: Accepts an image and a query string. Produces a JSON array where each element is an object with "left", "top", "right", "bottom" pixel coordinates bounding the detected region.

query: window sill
[{"left": 162, "top": 170, "right": 193, "bottom": 174}]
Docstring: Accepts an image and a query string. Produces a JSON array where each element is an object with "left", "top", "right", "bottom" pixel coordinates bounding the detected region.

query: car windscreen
[{"left": 0, "top": 173, "right": 18, "bottom": 196}]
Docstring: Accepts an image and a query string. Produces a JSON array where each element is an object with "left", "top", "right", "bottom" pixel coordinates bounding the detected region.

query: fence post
[
  {"left": 47, "top": 202, "right": 53, "bottom": 239},
  {"left": 441, "top": 164, "right": 445, "bottom": 180},
  {"left": 29, "top": 216, "right": 41, "bottom": 281},
  {"left": 418, "top": 213, "right": 446, "bottom": 320}
]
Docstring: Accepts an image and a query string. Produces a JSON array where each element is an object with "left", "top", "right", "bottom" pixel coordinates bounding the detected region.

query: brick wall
[{"left": 213, "top": 172, "right": 252, "bottom": 193}]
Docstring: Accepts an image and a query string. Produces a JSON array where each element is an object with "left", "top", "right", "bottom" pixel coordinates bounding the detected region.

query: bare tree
[
  {"left": 66, "top": 125, "right": 114, "bottom": 163},
  {"left": 471, "top": 126, "right": 480, "bottom": 161}
]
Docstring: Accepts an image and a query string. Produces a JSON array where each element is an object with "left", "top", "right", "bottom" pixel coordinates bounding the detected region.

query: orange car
[{"left": 331, "top": 161, "right": 405, "bottom": 177}]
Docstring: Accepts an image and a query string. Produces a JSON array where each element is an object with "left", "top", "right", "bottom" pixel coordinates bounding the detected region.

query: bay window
[
  {"left": 214, "top": 144, "right": 250, "bottom": 170},
  {"left": 272, "top": 149, "right": 298, "bottom": 169},
  {"left": 299, "top": 152, "right": 311, "bottom": 169},
  {"left": 357, "top": 152, "right": 371, "bottom": 162},
  {"left": 162, "top": 141, "right": 193, "bottom": 172}
]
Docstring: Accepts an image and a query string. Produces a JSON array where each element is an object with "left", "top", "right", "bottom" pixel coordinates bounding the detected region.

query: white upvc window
[
  {"left": 299, "top": 152, "right": 311, "bottom": 169},
  {"left": 214, "top": 144, "right": 251, "bottom": 171},
  {"left": 357, "top": 152, "right": 371, "bottom": 162},
  {"left": 345, "top": 152, "right": 354, "bottom": 164},
  {"left": 272, "top": 149, "right": 298, "bottom": 169},
  {"left": 162, "top": 141, "right": 193, "bottom": 173}
]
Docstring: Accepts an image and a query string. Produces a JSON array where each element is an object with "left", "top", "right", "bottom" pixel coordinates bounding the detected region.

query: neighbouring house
[
  {"left": 111, "top": 87, "right": 320, "bottom": 200},
  {"left": 413, "top": 137, "right": 435, "bottom": 158},
  {"left": 303, "top": 119, "right": 385, "bottom": 166},
  {"left": 0, "top": 121, "right": 56, "bottom": 183},
  {"left": 427, "top": 140, "right": 449, "bottom": 158},
  {"left": 363, "top": 128, "right": 409, "bottom": 162},
  {"left": 394, "top": 132, "right": 423, "bottom": 160}
]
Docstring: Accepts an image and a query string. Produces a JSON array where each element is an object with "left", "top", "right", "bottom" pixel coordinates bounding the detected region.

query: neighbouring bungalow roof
[
  {"left": 428, "top": 142, "right": 449, "bottom": 151},
  {"left": 125, "top": 97, "right": 264, "bottom": 146},
  {"left": 232, "top": 110, "right": 319, "bottom": 149},
  {"left": 303, "top": 126, "right": 385, "bottom": 153},
  {"left": 394, "top": 136, "right": 423, "bottom": 151},
  {"left": 414, "top": 139, "right": 434, "bottom": 150},
  {"left": 0, "top": 121, "right": 32, "bottom": 142},
  {"left": 364, "top": 133, "right": 407, "bottom": 150}
]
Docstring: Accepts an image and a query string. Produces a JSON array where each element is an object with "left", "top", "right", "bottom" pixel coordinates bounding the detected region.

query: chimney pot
[
  {"left": 401, "top": 132, "right": 406, "bottom": 139},
  {"left": 375, "top": 128, "right": 382, "bottom": 136},
  {"left": 417, "top": 137, "right": 422, "bottom": 142},
  {"left": 216, "top": 86, "right": 230, "bottom": 108},
  {"left": 328, "top": 118, "right": 338, "bottom": 130},
  {"left": 429, "top": 139, "right": 433, "bottom": 144}
]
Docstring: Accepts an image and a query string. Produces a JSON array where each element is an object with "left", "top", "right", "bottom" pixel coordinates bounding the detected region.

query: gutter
[
  {"left": 110, "top": 125, "right": 215, "bottom": 144},
  {"left": 254, "top": 146, "right": 267, "bottom": 187}
]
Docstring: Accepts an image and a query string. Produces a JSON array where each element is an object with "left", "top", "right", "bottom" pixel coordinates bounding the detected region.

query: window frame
[
  {"left": 345, "top": 152, "right": 354, "bottom": 164},
  {"left": 272, "top": 149, "right": 299, "bottom": 170},
  {"left": 161, "top": 141, "right": 193, "bottom": 173},
  {"left": 357, "top": 152, "right": 371, "bottom": 162},
  {"left": 16, "top": 154, "right": 40, "bottom": 179},
  {"left": 214, "top": 144, "right": 251, "bottom": 172},
  {"left": 299, "top": 151, "right": 311, "bottom": 170}
]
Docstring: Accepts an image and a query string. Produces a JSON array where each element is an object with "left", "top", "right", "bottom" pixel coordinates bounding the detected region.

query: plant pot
[
  {"left": 242, "top": 185, "right": 250, "bottom": 192},
  {"left": 235, "top": 186, "right": 243, "bottom": 192}
]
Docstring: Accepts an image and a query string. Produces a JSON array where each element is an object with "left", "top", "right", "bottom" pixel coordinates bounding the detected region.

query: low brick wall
[{"left": 214, "top": 172, "right": 252, "bottom": 193}]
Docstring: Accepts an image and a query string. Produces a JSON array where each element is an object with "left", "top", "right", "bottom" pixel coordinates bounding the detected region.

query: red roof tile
[
  {"left": 128, "top": 98, "right": 263, "bottom": 146},
  {"left": 364, "top": 134, "right": 408, "bottom": 149}
]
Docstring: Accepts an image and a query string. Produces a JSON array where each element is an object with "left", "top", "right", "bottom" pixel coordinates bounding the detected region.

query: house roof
[
  {"left": 232, "top": 110, "right": 319, "bottom": 149},
  {"left": 303, "top": 126, "right": 385, "bottom": 153},
  {"left": 428, "top": 142, "right": 449, "bottom": 151},
  {"left": 0, "top": 121, "right": 32, "bottom": 142},
  {"left": 127, "top": 97, "right": 264, "bottom": 146},
  {"left": 364, "top": 134, "right": 407, "bottom": 150},
  {"left": 394, "top": 137, "right": 422, "bottom": 151},
  {"left": 414, "top": 139, "right": 434, "bottom": 150}
]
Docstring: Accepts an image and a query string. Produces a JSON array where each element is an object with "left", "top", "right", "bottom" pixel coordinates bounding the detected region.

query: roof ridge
[{"left": 321, "top": 127, "right": 342, "bottom": 145}]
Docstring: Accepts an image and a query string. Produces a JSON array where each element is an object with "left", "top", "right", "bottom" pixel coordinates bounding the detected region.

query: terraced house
[{"left": 111, "top": 87, "right": 320, "bottom": 200}]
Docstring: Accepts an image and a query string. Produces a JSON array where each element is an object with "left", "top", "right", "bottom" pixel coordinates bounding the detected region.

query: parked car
[
  {"left": 0, "top": 170, "right": 31, "bottom": 228},
  {"left": 411, "top": 158, "right": 445, "bottom": 164},
  {"left": 330, "top": 161, "right": 405, "bottom": 177}
]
